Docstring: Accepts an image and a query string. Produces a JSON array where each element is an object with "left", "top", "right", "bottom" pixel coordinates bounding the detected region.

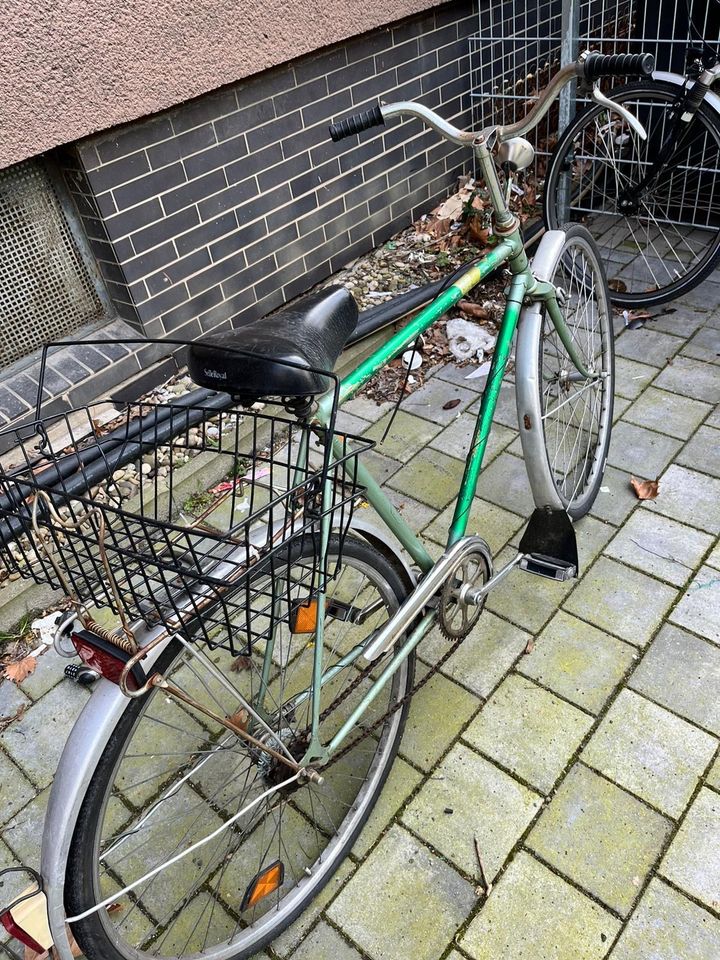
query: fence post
[{"left": 557, "top": 0, "right": 580, "bottom": 222}]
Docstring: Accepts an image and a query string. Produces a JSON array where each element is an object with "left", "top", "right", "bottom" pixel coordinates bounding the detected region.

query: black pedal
[{"left": 518, "top": 507, "right": 578, "bottom": 581}]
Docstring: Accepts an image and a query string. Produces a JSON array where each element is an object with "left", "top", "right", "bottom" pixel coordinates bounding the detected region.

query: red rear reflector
[
  {"left": 241, "top": 861, "right": 285, "bottom": 911},
  {"left": 71, "top": 630, "right": 146, "bottom": 691}
]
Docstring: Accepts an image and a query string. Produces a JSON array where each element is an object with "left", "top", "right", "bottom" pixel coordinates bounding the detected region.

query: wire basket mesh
[{"left": 0, "top": 402, "right": 371, "bottom": 657}]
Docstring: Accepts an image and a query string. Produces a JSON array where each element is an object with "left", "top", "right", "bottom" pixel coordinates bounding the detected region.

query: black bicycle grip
[
  {"left": 582, "top": 53, "right": 655, "bottom": 82},
  {"left": 329, "top": 104, "right": 385, "bottom": 142}
]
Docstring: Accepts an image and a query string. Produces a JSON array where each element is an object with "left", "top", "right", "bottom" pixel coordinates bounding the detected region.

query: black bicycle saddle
[{"left": 187, "top": 285, "right": 358, "bottom": 401}]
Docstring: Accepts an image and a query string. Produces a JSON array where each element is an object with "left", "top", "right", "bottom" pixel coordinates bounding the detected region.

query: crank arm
[{"left": 592, "top": 84, "right": 647, "bottom": 140}]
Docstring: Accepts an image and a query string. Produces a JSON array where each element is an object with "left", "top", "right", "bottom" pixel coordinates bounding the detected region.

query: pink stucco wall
[{"left": 1, "top": 0, "right": 447, "bottom": 169}]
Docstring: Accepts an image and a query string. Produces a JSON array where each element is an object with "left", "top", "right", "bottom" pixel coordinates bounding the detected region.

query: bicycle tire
[
  {"left": 517, "top": 224, "right": 614, "bottom": 519},
  {"left": 65, "top": 535, "right": 414, "bottom": 960},
  {"left": 544, "top": 80, "right": 720, "bottom": 306}
]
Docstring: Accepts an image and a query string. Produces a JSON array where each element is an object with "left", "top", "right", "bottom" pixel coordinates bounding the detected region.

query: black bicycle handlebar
[
  {"left": 329, "top": 104, "right": 385, "bottom": 142},
  {"left": 581, "top": 53, "right": 655, "bottom": 82}
]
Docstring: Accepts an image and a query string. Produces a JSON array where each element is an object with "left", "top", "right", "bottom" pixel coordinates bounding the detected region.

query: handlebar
[{"left": 328, "top": 51, "right": 655, "bottom": 146}]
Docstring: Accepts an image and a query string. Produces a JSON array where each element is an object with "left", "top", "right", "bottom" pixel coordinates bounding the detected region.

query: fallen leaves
[
  {"left": 225, "top": 707, "right": 250, "bottom": 732},
  {"left": 442, "top": 399, "right": 462, "bottom": 410},
  {"left": 230, "top": 654, "right": 252, "bottom": 672},
  {"left": 524, "top": 637, "right": 536, "bottom": 655},
  {"left": 2, "top": 656, "right": 37, "bottom": 684},
  {"left": 473, "top": 835, "right": 493, "bottom": 898},
  {"left": 458, "top": 299, "right": 491, "bottom": 321},
  {"left": 630, "top": 476, "right": 660, "bottom": 500}
]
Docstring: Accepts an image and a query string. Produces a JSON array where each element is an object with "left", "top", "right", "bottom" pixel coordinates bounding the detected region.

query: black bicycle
[{"left": 544, "top": 39, "right": 720, "bottom": 306}]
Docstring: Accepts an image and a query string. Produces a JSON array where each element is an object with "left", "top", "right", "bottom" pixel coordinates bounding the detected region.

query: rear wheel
[
  {"left": 66, "top": 536, "right": 413, "bottom": 960},
  {"left": 544, "top": 80, "right": 720, "bottom": 306},
  {"left": 517, "top": 225, "right": 614, "bottom": 519}
]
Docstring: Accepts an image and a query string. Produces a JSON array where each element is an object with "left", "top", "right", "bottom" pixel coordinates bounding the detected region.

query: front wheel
[
  {"left": 65, "top": 535, "right": 414, "bottom": 960},
  {"left": 516, "top": 225, "right": 614, "bottom": 520}
]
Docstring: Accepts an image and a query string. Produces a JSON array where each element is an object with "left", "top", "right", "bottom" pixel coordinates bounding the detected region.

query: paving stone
[
  {"left": 272, "top": 860, "right": 354, "bottom": 957},
  {"left": 644, "top": 464, "right": 720, "bottom": 534},
  {"left": 0, "top": 751, "right": 36, "bottom": 827},
  {"left": 590, "top": 466, "right": 639, "bottom": 526},
  {"left": 630, "top": 624, "right": 720, "bottom": 735},
  {"left": 707, "top": 541, "right": 720, "bottom": 571},
  {"left": 651, "top": 303, "right": 709, "bottom": 336},
  {"left": 670, "top": 565, "right": 720, "bottom": 645},
  {"left": 473, "top": 452, "right": 534, "bottom": 517},
  {"left": 464, "top": 675, "right": 593, "bottom": 793},
  {"left": 427, "top": 414, "right": 516, "bottom": 465},
  {"left": 352, "top": 755, "right": 422, "bottom": 858},
  {"left": 328, "top": 825, "right": 476, "bottom": 960},
  {"left": 402, "top": 743, "right": 541, "bottom": 878},
  {"left": 519, "top": 610, "right": 636, "bottom": 714},
  {"left": 677, "top": 425, "right": 720, "bottom": 478},
  {"left": 526, "top": 764, "right": 671, "bottom": 917},
  {"left": 460, "top": 850, "right": 620, "bottom": 960},
  {"left": 2, "top": 787, "right": 49, "bottom": 864},
  {"left": 362, "top": 448, "right": 403, "bottom": 484},
  {"left": 582, "top": 689, "right": 717, "bottom": 818},
  {"left": 291, "top": 921, "right": 362, "bottom": 960},
  {"left": 399, "top": 668, "right": 479, "bottom": 772},
  {"left": 707, "top": 756, "right": 720, "bottom": 791},
  {"left": 706, "top": 405, "right": 720, "bottom": 428},
  {"left": 660, "top": 788, "right": 720, "bottom": 910},
  {"left": 434, "top": 361, "right": 495, "bottom": 394},
  {"left": 336, "top": 410, "right": 372, "bottom": 435},
  {"left": 605, "top": 510, "right": 713, "bottom": 587},
  {"left": 0, "top": 681, "right": 89, "bottom": 788},
  {"left": 424, "top": 498, "right": 524, "bottom": 555},
  {"left": 419, "top": 611, "right": 530, "bottom": 698},
  {"left": 362, "top": 410, "right": 442, "bottom": 462},
  {"left": 468, "top": 380, "right": 518, "bottom": 430},
  {"left": 564, "top": 556, "right": 677, "bottom": 647},
  {"left": 613, "top": 396, "right": 632, "bottom": 422},
  {"left": 623, "top": 387, "right": 711, "bottom": 440},
  {"left": 16, "top": 646, "right": 75, "bottom": 701},
  {"left": 361, "top": 486, "right": 439, "bottom": 537},
  {"left": 400, "top": 377, "right": 475, "bottom": 425},
  {"left": 387, "top": 448, "right": 465, "bottom": 509},
  {"left": 682, "top": 325, "right": 720, "bottom": 364},
  {"left": 614, "top": 357, "right": 659, "bottom": 400},
  {"left": 0, "top": 681, "right": 30, "bottom": 720},
  {"left": 607, "top": 421, "right": 684, "bottom": 478},
  {"left": 487, "top": 545, "right": 573, "bottom": 634},
  {"left": 653, "top": 355, "right": 720, "bottom": 404},
  {"left": 343, "top": 395, "right": 393, "bottom": 423},
  {"left": 614, "top": 328, "right": 684, "bottom": 366},
  {"left": 611, "top": 877, "right": 720, "bottom": 960}
]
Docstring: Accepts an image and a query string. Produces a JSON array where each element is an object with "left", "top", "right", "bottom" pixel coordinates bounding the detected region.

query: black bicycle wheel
[
  {"left": 65, "top": 536, "right": 414, "bottom": 960},
  {"left": 544, "top": 80, "right": 720, "bottom": 306}
]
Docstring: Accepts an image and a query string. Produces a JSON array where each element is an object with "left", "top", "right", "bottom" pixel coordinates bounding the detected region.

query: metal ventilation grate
[{"left": 0, "top": 159, "right": 104, "bottom": 369}]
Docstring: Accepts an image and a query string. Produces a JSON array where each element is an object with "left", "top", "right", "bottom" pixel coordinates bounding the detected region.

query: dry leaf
[
  {"left": 458, "top": 299, "right": 490, "bottom": 320},
  {"left": 225, "top": 708, "right": 250, "bottom": 732},
  {"left": 630, "top": 476, "right": 660, "bottom": 500},
  {"left": 467, "top": 219, "right": 490, "bottom": 245},
  {"left": 608, "top": 278, "right": 628, "bottom": 293},
  {"left": 230, "top": 655, "right": 252, "bottom": 672},
  {"left": 2, "top": 656, "right": 37, "bottom": 684},
  {"left": 524, "top": 637, "right": 536, "bottom": 655},
  {"left": 442, "top": 398, "right": 461, "bottom": 410}
]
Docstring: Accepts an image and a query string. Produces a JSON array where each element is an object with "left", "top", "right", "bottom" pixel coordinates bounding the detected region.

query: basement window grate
[{"left": 0, "top": 159, "right": 104, "bottom": 369}]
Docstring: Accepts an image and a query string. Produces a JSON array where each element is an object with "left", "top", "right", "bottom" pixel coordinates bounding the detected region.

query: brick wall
[{"left": 64, "top": 1, "right": 478, "bottom": 344}]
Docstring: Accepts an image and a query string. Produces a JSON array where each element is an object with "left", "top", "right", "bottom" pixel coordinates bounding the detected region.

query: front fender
[
  {"left": 40, "top": 624, "right": 172, "bottom": 960},
  {"left": 653, "top": 70, "right": 720, "bottom": 115}
]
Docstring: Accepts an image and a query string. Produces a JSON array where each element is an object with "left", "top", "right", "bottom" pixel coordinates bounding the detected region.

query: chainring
[{"left": 438, "top": 550, "right": 490, "bottom": 640}]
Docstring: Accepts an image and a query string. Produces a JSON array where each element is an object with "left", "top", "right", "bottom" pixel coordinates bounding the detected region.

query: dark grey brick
[
  {"left": 375, "top": 37, "right": 419, "bottom": 72},
  {"left": 147, "top": 123, "right": 217, "bottom": 169},
  {"left": 113, "top": 162, "right": 186, "bottom": 210},
  {"left": 235, "top": 65, "right": 296, "bottom": 111},
  {"left": 290, "top": 158, "right": 340, "bottom": 199},
  {"left": 259, "top": 150, "right": 311, "bottom": 192},
  {"left": 302, "top": 89, "right": 352, "bottom": 129},
  {"left": 418, "top": 22, "right": 458, "bottom": 54},
  {"left": 274, "top": 76, "right": 328, "bottom": 117},
  {"left": 93, "top": 191, "right": 117, "bottom": 220},
  {"left": 316, "top": 169, "right": 363, "bottom": 206},
  {"left": 131, "top": 205, "right": 201, "bottom": 254},
  {"left": 145, "top": 248, "right": 211, "bottom": 296},
  {"left": 398, "top": 50, "right": 437, "bottom": 84},
  {"left": 226, "top": 142, "right": 283, "bottom": 183},
  {"left": 171, "top": 88, "right": 238, "bottom": 134},
  {"left": 236, "top": 183, "right": 291, "bottom": 227},
  {"left": 161, "top": 169, "right": 227, "bottom": 216},
  {"left": 95, "top": 117, "right": 174, "bottom": 163},
  {"left": 197, "top": 177, "right": 258, "bottom": 221},
  {"left": 208, "top": 219, "right": 267, "bottom": 262},
  {"left": 0, "top": 386, "right": 32, "bottom": 421},
  {"left": 351, "top": 68, "right": 399, "bottom": 106},
  {"left": 294, "top": 47, "right": 348, "bottom": 85},
  {"left": 70, "top": 345, "right": 113, "bottom": 373},
  {"left": 122, "top": 240, "right": 178, "bottom": 282},
  {"left": 296, "top": 196, "right": 345, "bottom": 235},
  {"left": 265, "top": 190, "right": 317, "bottom": 232},
  {"left": 215, "top": 99, "right": 276, "bottom": 142},
  {"left": 183, "top": 134, "right": 247, "bottom": 179},
  {"left": 222, "top": 254, "right": 277, "bottom": 298},
  {"left": 248, "top": 110, "right": 304, "bottom": 153},
  {"left": 175, "top": 211, "right": 236, "bottom": 257},
  {"left": 346, "top": 28, "right": 391, "bottom": 64},
  {"left": 245, "top": 222, "right": 298, "bottom": 265},
  {"left": 330, "top": 235, "right": 374, "bottom": 272},
  {"left": 104, "top": 198, "right": 164, "bottom": 240},
  {"left": 112, "top": 298, "right": 143, "bottom": 329},
  {"left": 143, "top": 281, "right": 190, "bottom": 320},
  {"left": 188, "top": 256, "right": 246, "bottom": 297},
  {"left": 87, "top": 151, "right": 150, "bottom": 194}
]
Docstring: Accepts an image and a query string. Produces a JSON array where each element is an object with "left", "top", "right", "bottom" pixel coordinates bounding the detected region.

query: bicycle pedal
[{"left": 518, "top": 507, "right": 578, "bottom": 582}]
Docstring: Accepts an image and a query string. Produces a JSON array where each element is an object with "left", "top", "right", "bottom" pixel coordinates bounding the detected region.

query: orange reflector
[
  {"left": 291, "top": 599, "right": 318, "bottom": 634},
  {"left": 241, "top": 861, "right": 285, "bottom": 911}
]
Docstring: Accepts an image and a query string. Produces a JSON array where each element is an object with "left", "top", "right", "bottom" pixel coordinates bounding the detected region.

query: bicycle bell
[{"left": 496, "top": 137, "right": 535, "bottom": 172}]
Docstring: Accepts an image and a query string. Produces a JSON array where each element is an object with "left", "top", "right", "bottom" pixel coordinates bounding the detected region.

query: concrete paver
[
  {"left": 605, "top": 510, "right": 713, "bottom": 587},
  {"left": 660, "top": 788, "right": 720, "bottom": 910},
  {"left": 526, "top": 764, "right": 672, "bottom": 917},
  {"left": 669, "top": 564, "right": 720, "bottom": 645},
  {"left": 582, "top": 690, "right": 717, "bottom": 818},
  {"left": 642, "top": 464, "right": 720, "bottom": 534}
]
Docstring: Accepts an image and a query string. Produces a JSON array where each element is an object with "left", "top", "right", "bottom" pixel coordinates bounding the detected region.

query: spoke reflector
[
  {"left": 291, "top": 599, "right": 318, "bottom": 634},
  {"left": 241, "top": 861, "right": 285, "bottom": 911}
]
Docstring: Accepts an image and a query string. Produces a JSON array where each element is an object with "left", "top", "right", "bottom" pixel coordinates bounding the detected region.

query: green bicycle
[{"left": 0, "top": 50, "right": 652, "bottom": 960}]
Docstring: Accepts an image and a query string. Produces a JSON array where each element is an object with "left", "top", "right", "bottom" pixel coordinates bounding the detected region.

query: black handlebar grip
[
  {"left": 582, "top": 52, "right": 655, "bottom": 82},
  {"left": 328, "top": 104, "right": 385, "bottom": 142}
]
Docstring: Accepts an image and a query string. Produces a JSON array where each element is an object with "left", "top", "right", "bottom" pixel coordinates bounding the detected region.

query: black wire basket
[{"left": 0, "top": 401, "right": 372, "bottom": 656}]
